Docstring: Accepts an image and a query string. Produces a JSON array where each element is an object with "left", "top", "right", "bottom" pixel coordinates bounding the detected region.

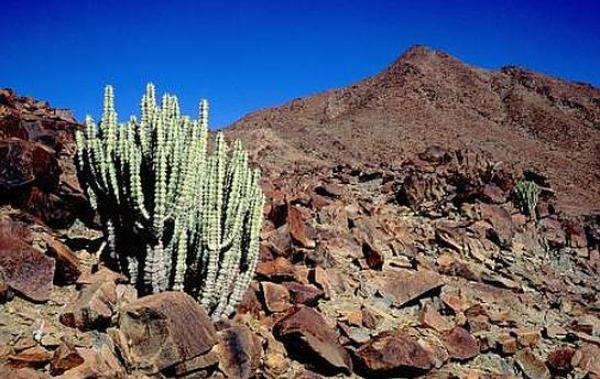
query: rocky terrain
[{"left": 1, "top": 46, "right": 600, "bottom": 379}]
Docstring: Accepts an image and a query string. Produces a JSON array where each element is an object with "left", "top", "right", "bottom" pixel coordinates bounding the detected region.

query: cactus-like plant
[
  {"left": 75, "top": 84, "right": 264, "bottom": 320},
  {"left": 513, "top": 180, "right": 540, "bottom": 218}
]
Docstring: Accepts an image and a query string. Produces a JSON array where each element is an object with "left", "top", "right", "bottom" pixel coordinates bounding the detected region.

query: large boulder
[{"left": 112, "top": 291, "right": 218, "bottom": 376}]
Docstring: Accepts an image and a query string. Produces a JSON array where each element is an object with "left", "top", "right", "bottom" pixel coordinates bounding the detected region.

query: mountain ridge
[{"left": 226, "top": 44, "right": 600, "bottom": 215}]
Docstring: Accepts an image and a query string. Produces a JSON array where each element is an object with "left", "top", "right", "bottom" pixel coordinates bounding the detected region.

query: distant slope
[{"left": 226, "top": 45, "right": 600, "bottom": 214}]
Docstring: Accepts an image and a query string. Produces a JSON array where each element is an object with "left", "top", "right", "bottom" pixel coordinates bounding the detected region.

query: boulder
[
  {"left": 0, "top": 225, "right": 55, "bottom": 302},
  {"left": 114, "top": 291, "right": 217, "bottom": 375}
]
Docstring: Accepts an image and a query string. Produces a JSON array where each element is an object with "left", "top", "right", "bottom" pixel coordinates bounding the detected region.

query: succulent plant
[
  {"left": 75, "top": 84, "right": 264, "bottom": 320},
  {"left": 514, "top": 180, "right": 541, "bottom": 218}
]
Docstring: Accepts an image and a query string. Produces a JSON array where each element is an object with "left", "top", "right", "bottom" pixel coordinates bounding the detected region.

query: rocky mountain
[{"left": 227, "top": 45, "right": 600, "bottom": 215}]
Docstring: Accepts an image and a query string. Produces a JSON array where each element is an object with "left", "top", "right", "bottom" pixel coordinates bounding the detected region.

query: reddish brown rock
[
  {"left": 539, "top": 217, "right": 566, "bottom": 248},
  {"left": 287, "top": 205, "right": 316, "bottom": 248},
  {"left": 480, "top": 204, "right": 513, "bottom": 249},
  {"left": 2, "top": 346, "right": 52, "bottom": 369},
  {"left": 283, "top": 282, "right": 324, "bottom": 304},
  {"left": 311, "top": 266, "right": 333, "bottom": 299},
  {"left": 546, "top": 347, "right": 574, "bottom": 375},
  {"left": 419, "top": 305, "right": 453, "bottom": 332},
  {"left": 515, "top": 327, "right": 540, "bottom": 348},
  {"left": 564, "top": 221, "right": 587, "bottom": 248},
  {"left": 0, "top": 90, "right": 85, "bottom": 228},
  {"left": 59, "top": 344, "right": 127, "bottom": 379},
  {"left": 361, "top": 308, "right": 382, "bottom": 330},
  {"left": 114, "top": 291, "right": 217, "bottom": 375},
  {"left": 442, "top": 327, "right": 480, "bottom": 361},
  {"left": 354, "top": 330, "right": 435, "bottom": 376},
  {"left": 314, "top": 182, "right": 343, "bottom": 198},
  {"left": 378, "top": 269, "right": 444, "bottom": 307},
  {"left": 362, "top": 241, "right": 384, "bottom": 270},
  {"left": 0, "top": 225, "right": 55, "bottom": 302},
  {"left": 496, "top": 334, "right": 518, "bottom": 355},
  {"left": 50, "top": 341, "right": 84, "bottom": 375},
  {"left": 236, "top": 282, "right": 262, "bottom": 317},
  {"left": 256, "top": 257, "right": 296, "bottom": 281},
  {"left": 274, "top": 305, "right": 352, "bottom": 374},
  {"left": 262, "top": 282, "right": 292, "bottom": 313},
  {"left": 59, "top": 280, "right": 117, "bottom": 331},
  {"left": 217, "top": 325, "right": 262, "bottom": 379},
  {"left": 515, "top": 348, "right": 551, "bottom": 379},
  {"left": 44, "top": 235, "right": 81, "bottom": 285},
  {"left": 76, "top": 265, "right": 127, "bottom": 286},
  {"left": 477, "top": 184, "right": 507, "bottom": 204},
  {"left": 0, "top": 367, "right": 49, "bottom": 379},
  {"left": 571, "top": 343, "right": 600, "bottom": 377}
]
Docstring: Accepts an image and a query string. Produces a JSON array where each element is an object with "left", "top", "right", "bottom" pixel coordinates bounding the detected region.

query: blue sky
[{"left": 1, "top": 0, "right": 598, "bottom": 128}]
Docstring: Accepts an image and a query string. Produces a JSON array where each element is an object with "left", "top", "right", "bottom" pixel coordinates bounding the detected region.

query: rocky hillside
[{"left": 227, "top": 45, "right": 600, "bottom": 215}]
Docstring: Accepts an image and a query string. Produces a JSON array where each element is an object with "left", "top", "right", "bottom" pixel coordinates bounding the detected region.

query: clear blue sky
[{"left": 1, "top": 0, "right": 598, "bottom": 128}]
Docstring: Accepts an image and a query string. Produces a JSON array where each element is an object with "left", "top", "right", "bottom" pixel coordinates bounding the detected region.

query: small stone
[
  {"left": 544, "top": 324, "right": 567, "bottom": 339},
  {"left": 76, "top": 266, "right": 126, "bottom": 286},
  {"left": 378, "top": 269, "right": 444, "bottom": 308},
  {"left": 275, "top": 305, "right": 352, "bottom": 374},
  {"left": 256, "top": 257, "right": 296, "bottom": 281},
  {"left": 217, "top": 325, "right": 261, "bottom": 379},
  {"left": 60, "top": 344, "right": 126, "bottom": 379},
  {"left": 50, "top": 341, "right": 84, "bottom": 375},
  {"left": 515, "top": 327, "right": 540, "bottom": 348},
  {"left": 44, "top": 235, "right": 81, "bottom": 285},
  {"left": 262, "top": 282, "right": 292, "bottom": 313},
  {"left": 442, "top": 327, "right": 479, "bottom": 360},
  {"left": 571, "top": 343, "right": 600, "bottom": 377},
  {"left": 354, "top": 330, "right": 435, "bottom": 375},
  {"left": 287, "top": 205, "right": 316, "bottom": 248},
  {"left": 314, "top": 183, "right": 343, "bottom": 198},
  {"left": 59, "top": 280, "right": 117, "bottom": 331},
  {"left": 282, "top": 282, "right": 324, "bottom": 304},
  {"left": 361, "top": 307, "right": 382, "bottom": 330},
  {"left": 346, "top": 310, "right": 363, "bottom": 327},
  {"left": 0, "top": 368, "right": 49, "bottom": 379},
  {"left": 496, "top": 334, "right": 518, "bottom": 355},
  {"left": 545, "top": 347, "right": 574, "bottom": 375},
  {"left": 419, "top": 305, "right": 453, "bottom": 332},
  {"left": 440, "top": 291, "right": 470, "bottom": 314},
  {"left": 312, "top": 266, "right": 333, "bottom": 299},
  {"left": 515, "top": 348, "right": 551, "bottom": 379},
  {"left": 3, "top": 346, "right": 52, "bottom": 369},
  {"left": 347, "top": 327, "right": 371, "bottom": 344}
]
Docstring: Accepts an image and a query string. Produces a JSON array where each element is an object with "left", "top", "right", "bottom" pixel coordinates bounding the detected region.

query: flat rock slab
[
  {"left": 115, "top": 291, "right": 217, "bottom": 375},
  {"left": 515, "top": 348, "right": 551, "bottom": 379},
  {"left": 275, "top": 305, "right": 352, "bottom": 375},
  {"left": 441, "top": 326, "right": 480, "bottom": 360},
  {"left": 378, "top": 269, "right": 445, "bottom": 307},
  {"left": 59, "top": 280, "right": 117, "bottom": 331},
  {"left": 354, "top": 330, "right": 435, "bottom": 376},
  {"left": 0, "top": 232, "right": 55, "bottom": 302},
  {"left": 217, "top": 325, "right": 262, "bottom": 379}
]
